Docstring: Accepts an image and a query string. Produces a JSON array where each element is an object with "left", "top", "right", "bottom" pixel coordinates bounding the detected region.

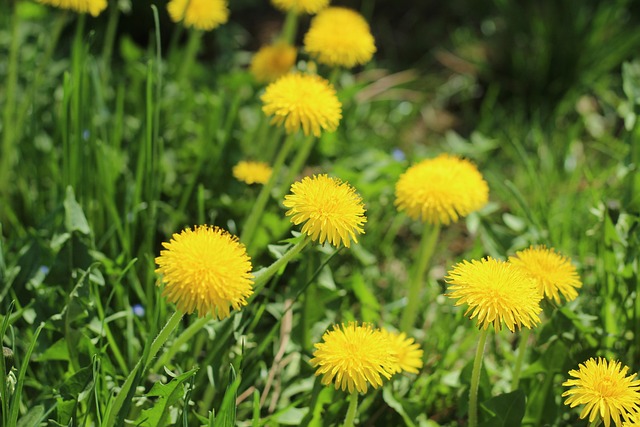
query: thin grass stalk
[
  {"left": 510, "top": 327, "right": 531, "bottom": 390},
  {"left": 0, "top": 5, "right": 20, "bottom": 197},
  {"left": 241, "top": 133, "right": 297, "bottom": 250},
  {"left": 400, "top": 222, "right": 441, "bottom": 333},
  {"left": 100, "top": 1, "right": 120, "bottom": 75},
  {"left": 469, "top": 328, "right": 489, "bottom": 427}
]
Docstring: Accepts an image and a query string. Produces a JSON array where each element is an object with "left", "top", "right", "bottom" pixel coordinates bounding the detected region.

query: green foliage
[{"left": 0, "top": 0, "right": 639, "bottom": 425}]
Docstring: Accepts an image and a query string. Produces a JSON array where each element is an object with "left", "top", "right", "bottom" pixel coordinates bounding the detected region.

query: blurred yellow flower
[
  {"left": 271, "top": 0, "right": 329, "bottom": 14},
  {"left": 310, "top": 322, "right": 398, "bottom": 393},
  {"left": 395, "top": 154, "right": 489, "bottom": 225},
  {"left": 232, "top": 161, "right": 272, "bottom": 185},
  {"left": 37, "top": 0, "right": 107, "bottom": 16},
  {"left": 155, "top": 225, "right": 253, "bottom": 319},
  {"left": 509, "top": 245, "right": 582, "bottom": 304},
  {"left": 446, "top": 257, "right": 542, "bottom": 332},
  {"left": 261, "top": 73, "right": 342, "bottom": 137},
  {"left": 284, "top": 174, "right": 366, "bottom": 248},
  {"left": 250, "top": 43, "right": 297, "bottom": 84},
  {"left": 563, "top": 357, "right": 640, "bottom": 427},
  {"left": 380, "top": 329, "right": 423, "bottom": 374},
  {"left": 304, "top": 7, "right": 376, "bottom": 68},
  {"left": 167, "top": 0, "right": 229, "bottom": 31}
]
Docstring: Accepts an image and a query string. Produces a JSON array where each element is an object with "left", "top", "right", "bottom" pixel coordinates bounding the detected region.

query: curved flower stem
[
  {"left": 152, "top": 314, "right": 209, "bottom": 372},
  {"left": 252, "top": 236, "right": 310, "bottom": 294},
  {"left": 280, "top": 134, "right": 315, "bottom": 197},
  {"left": 510, "top": 327, "right": 531, "bottom": 390},
  {"left": 241, "top": 133, "right": 296, "bottom": 251},
  {"left": 177, "top": 29, "right": 202, "bottom": 85},
  {"left": 280, "top": 9, "right": 298, "bottom": 45},
  {"left": 343, "top": 390, "right": 359, "bottom": 427},
  {"left": 469, "top": 328, "right": 489, "bottom": 427},
  {"left": 400, "top": 222, "right": 441, "bottom": 333},
  {"left": 147, "top": 311, "right": 185, "bottom": 369}
]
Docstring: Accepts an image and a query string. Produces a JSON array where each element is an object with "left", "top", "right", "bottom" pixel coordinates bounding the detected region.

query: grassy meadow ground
[{"left": 1, "top": 0, "right": 640, "bottom": 426}]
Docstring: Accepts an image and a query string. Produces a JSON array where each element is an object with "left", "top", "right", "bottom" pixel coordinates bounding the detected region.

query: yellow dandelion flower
[
  {"left": 167, "top": 0, "right": 229, "bottom": 31},
  {"left": 395, "top": 154, "right": 489, "bottom": 225},
  {"left": 310, "top": 322, "right": 399, "bottom": 394},
  {"left": 37, "top": 0, "right": 107, "bottom": 16},
  {"left": 155, "top": 225, "right": 253, "bottom": 319},
  {"left": 563, "top": 357, "right": 640, "bottom": 427},
  {"left": 303, "top": 7, "right": 376, "bottom": 68},
  {"left": 261, "top": 73, "right": 342, "bottom": 137},
  {"left": 283, "top": 174, "right": 366, "bottom": 248},
  {"left": 271, "top": 0, "right": 329, "bottom": 14},
  {"left": 250, "top": 43, "right": 297, "bottom": 84},
  {"left": 445, "top": 257, "right": 542, "bottom": 332},
  {"left": 380, "top": 329, "right": 423, "bottom": 374},
  {"left": 232, "top": 161, "right": 273, "bottom": 185},
  {"left": 509, "top": 245, "right": 582, "bottom": 304}
]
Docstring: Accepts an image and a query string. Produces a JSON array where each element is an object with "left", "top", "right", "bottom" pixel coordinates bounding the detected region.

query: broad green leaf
[
  {"left": 59, "top": 366, "right": 93, "bottom": 400},
  {"left": 479, "top": 390, "right": 525, "bottom": 427},
  {"left": 63, "top": 186, "right": 90, "bottom": 235},
  {"left": 17, "top": 405, "right": 45, "bottom": 427},
  {"left": 136, "top": 367, "right": 198, "bottom": 427},
  {"left": 382, "top": 386, "right": 416, "bottom": 427}
]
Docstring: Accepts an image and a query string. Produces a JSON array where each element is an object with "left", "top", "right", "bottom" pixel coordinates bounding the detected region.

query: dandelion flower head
[
  {"left": 283, "top": 174, "right": 366, "bottom": 248},
  {"left": 261, "top": 73, "right": 342, "bottom": 137},
  {"left": 167, "top": 0, "right": 229, "bottom": 31},
  {"left": 232, "top": 161, "right": 273, "bottom": 185},
  {"left": 155, "top": 225, "right": 253, "bottom": 319},
  {"left": 509, "top": 245, "right": 582, "bottom": 305},
  {"left": 445, "top": 257, "right": 542, "bottom": 332},
  {"left": 379, "top": 329, "right": 423, "bottom": 374},
  {"left": 304, "top": 7, "right": 376, "bottom": 68},
  {"left": 563, "top": 357, "right": 640, "bottom": 427},
  {"left": 271, "top": 0, "right": 329, "bottom": 14},
  {"left": 310, "top": 322, "right": 399, "bottom": 393},
  {"left": 250, "top": 43, "right": 297, "bottom": 84},
  {"left": 395, "top": 154, "right": 489, "bottom": 225},
  {"left": 37, "top": 0, "right": 107, "bottom": 16}
]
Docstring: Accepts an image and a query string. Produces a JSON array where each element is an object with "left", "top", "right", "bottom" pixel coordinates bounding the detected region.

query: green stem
[
  {"left": 400, "top": 222, "right": 441, "bottom": 333},
  {"left": 152, "top": 315, "right": 209, "bottom": 372},
  {"left": 177, "top": 29, "right": 202, "bottom": 84},
  {"left": 280, "top": 9, "right": 298, "bottom": 45},
  {"left": 511, "top": 327, "right": 531, "bottom": 390},
  {"left": 469, "top": 328, "right": 489, "bottom": 427},
  {"left": 251, "top": 236, "right": 310, "bottom": 293},
  {"left": 280, "top": 134, "right": 315, "bottom": 196},
  {"left": 343, "top": 390, "right": 359, "bottom": 427},
  {"left": 241, "top": 133, "right": 296, "bottom": 250},
  {"left": 101, "top": 1, "right": 120, "bottom": 75}
]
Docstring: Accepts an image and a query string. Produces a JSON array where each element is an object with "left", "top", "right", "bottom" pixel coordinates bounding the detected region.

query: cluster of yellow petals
[
  {"left": 261, "top": 73, "right": 342, "bottom": 137},
  {"left": 563, "top": 358, "right": 640, "bottom": 427},
  {"left": 310, "top": 323, "right": 397, "bottom": 393},
  {"left": 283, "top": 174, "right": 366, "bottom": 248},
  {"left": 379, "top": 329, "right": 424, "bottom": 374},
  {"left": 509, "top": 245, "right": 582, "bottom": 305},
  {"left": 167, "top": 0, "right": 229, "bottom": 31},
  {"left": 37, "top": 0, "right": 107, "bottom": 16},
  {"left": 232, "top": 161, "right": 273, "bottom": 185},
  {"left": 304, "top": 7, "right": 376, "bottom": 68},
  {"left": 250, "top": 43, "right": 297, "bottom": 84},
  {"left": 271, "top": 0, "right": 329, "bottom": 14},
  {"left": 446, "top": 257, "right": 542, "bottom": 332},
  {"left": 395, "top": 154, "right": 489, "bottom": 225},
  {"left": 155, "top": 226, "right": 253, "bottom": 319}
]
